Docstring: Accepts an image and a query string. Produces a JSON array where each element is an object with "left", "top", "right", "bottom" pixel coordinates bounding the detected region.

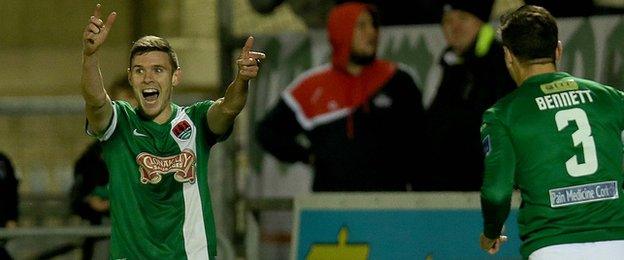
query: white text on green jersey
[{"left": 535, "top": 90, "right": 594, "bottom": 111}]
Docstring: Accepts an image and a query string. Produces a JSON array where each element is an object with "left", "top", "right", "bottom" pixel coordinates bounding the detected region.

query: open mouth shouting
[{"left": 142, "top": 88, "right": 160, "bottom": 103}]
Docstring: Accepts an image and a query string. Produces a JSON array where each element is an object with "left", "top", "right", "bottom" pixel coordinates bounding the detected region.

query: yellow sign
[{"left": 306, "top": 227, "right": 369, "bottom": 260}]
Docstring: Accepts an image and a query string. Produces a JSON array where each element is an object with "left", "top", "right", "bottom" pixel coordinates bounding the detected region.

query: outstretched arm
[
  {"left": 207, "top": 36, "right": 266, "bottom": 135},
  {"left": 81, "top": 4, "right": 117, "bottom": 136}
]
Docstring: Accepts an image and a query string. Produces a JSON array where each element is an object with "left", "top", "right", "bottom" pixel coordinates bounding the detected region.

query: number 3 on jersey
[{"left": 555, "top": 108, "right": 598, "bottom": 177}]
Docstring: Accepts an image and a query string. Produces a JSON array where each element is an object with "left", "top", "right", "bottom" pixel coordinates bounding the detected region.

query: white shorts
[{"left": 529, "top": 240, "right": 624, "bottom": 260}]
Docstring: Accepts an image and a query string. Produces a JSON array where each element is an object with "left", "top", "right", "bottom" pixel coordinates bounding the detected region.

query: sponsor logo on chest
[{"left": 135, "top": 149, "right": 196, "bottom": 184}]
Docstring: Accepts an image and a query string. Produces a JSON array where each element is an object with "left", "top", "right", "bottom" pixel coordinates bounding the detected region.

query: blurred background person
[
  {"left": 422, "top": 0, "right": 516, "bottom": 191},
  {"left": 256, "top": 2, "right": 428, "bottom": 192},
  {"left": 0, "top": 152, "right": 18, "bottom": 260},
  {"left": 69, "top": 76, "right": 137, "bottom": 260}
]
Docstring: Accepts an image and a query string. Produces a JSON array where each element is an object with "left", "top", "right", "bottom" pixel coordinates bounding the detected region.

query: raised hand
[
  {"left": 83, "top": 4, "right": 117, "bottom": 56},
  {"left": 236, "top": 36, "right": 266, "bottom": 81}
]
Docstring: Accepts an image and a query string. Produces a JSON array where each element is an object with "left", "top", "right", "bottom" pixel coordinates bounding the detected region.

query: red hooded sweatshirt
[
  {"left": 257, "top": 2, "right": 426, "bottom": 191},
  {"left": 282, "top": 2, "right": 396, "bottom": 137}
]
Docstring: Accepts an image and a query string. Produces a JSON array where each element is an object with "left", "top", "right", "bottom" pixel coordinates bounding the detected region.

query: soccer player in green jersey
[
  {"left": 80, "top": 4, "right": 265, "bottom": 259},
  {"left": 479, "top": 5, "right": 624, "bottom": 259}
]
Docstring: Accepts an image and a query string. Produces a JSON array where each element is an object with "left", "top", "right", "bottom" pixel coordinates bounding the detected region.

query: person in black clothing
[
  {"left": 70, "top": 142, "right": 110, "bottom": 225},
  {"left": 0, "top": 152, "right": 18, "bottom": 260},
  {"left": 256, "top": 2, "right": 427, "bottom": 192},
  {"left": 69, "top": 76, "right": 137, "bottom": 260},
  {"left": 423, "top": 0, "right": 516, "bottom": 191}
]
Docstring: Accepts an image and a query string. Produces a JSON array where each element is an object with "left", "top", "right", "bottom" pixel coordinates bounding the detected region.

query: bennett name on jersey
[{"left": 535, "top": 80, "right": 594, "bottom": 111}]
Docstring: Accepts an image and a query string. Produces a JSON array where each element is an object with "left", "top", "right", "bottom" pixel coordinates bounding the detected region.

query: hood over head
[{"left": 327, "top": 2, "right": 378, "bottom": 71}]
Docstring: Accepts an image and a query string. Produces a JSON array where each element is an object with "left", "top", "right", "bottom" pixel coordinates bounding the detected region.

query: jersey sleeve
[
  {"left": 480, "top": 109, "right": 516, "bottom": 239},
  {"left": 86, "top": 101, "right": 124, "bottom": 141},
  {"left": 187, "top": 100, "right": 232, "bottom": 146}
]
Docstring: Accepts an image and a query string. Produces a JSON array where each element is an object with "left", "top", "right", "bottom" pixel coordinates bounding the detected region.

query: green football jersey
[
  {"left": 95, "top": 100, "right": 222, "bottom": 259},
  {"left": 480, "top": 72, "right": 624, "bottom": 258}
]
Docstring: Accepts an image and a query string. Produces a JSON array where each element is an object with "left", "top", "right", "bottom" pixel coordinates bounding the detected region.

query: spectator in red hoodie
[{"left": 256, "top": 2, "right": 428, "bottom": 192}]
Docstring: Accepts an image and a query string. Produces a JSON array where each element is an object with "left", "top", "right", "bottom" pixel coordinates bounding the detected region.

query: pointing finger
[
  {"left": 241, "top": 36, "right": 254, "bottom": 55},
  {"left": 103, "top": 12, "right": 117, "bottom": 30},
  {"left": 93, "top": 3, "right": 102, "bottom": 19}
]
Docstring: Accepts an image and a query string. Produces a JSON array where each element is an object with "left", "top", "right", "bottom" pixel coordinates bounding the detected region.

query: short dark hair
[
  {"left": 129, "top": 35, "right": 180, "bottom": 70},
  {"left": 499, "top": 5, "right": 558, "bottom": 62}
]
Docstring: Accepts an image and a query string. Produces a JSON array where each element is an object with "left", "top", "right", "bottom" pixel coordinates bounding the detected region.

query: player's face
[
  {"left": 128, "top": 51, "right": 180, "bottom": 123},
  {"left": 442, "top": 10, "right": 482, "bottom": 55},
  {"left": 351, "top": 11, "right": 378, "bottom": 58}
]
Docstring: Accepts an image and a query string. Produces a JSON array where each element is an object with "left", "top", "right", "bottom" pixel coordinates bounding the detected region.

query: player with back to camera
[{"left": 479, "top": 5, "right": 624, "bottom": 260}]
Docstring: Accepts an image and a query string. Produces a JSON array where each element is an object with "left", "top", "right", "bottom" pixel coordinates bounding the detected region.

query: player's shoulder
[
  {"left": 576, "top": 77, "right": 618, "bottom": 92},
  {"left": 181, "top": 100, "right": 214, "bottom": 120},
  {"left": 482, "top": 105, "right": 502, "bottom": 123},
  {"left": 112, "top": 100, "right": 138, "bottom": 117},
  {"left": 186, "top": 100, "right": 214, "bottom": 110},
  {"left": 573, "top": 76, "right": 624, "bottom": 101},
  {"left": 109, "top": 100, "right": 136, "bottom": 123},
  {"left": 482, "top": 88, "right": 527, "bottom": 128},
  {"left": 486, "top": 88, "right": 520, "bottom": 112}
]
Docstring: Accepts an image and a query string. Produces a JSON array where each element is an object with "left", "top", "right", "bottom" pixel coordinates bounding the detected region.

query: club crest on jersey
[
  {"left": 172, "top": 120, "right": 192, "bottom": 140},
  {"left": 136, "top": 149, "right": 196, "bottom": 184}
]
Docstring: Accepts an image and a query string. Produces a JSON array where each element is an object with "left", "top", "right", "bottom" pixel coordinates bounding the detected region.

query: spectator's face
[
  {"left": 128, "top": 51, "right": 180, "bottom": 120},
  {"left": 351, "top": 11, "right": 378, "bottom": 58},
  {"left": 442, "top": 10, "right": 483, "bottom": 55}
]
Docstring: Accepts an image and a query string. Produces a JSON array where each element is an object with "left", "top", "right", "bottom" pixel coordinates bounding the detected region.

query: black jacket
[
  {"left": 257, "top": 68, "right": 426, "bottom": 191},
  {"left": 0, "top": 153, "right": 18, "bottom": 227},
  {"left": 69, "top": 142, "right": 109, "bottom": 224},
  {"left": 424, "top": 25, "right": 516, "bottom": 191}
]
